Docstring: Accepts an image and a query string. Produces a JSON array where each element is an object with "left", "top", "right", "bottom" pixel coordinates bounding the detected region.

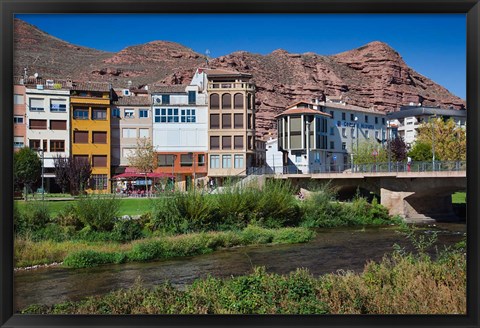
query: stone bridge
[{"left": 273, "top": 171, "right": 466, "bottom": 221}]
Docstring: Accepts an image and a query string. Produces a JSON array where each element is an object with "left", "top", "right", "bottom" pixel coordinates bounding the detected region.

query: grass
[
  {"left": 452, "top": 192, "right": 466, "bottom": 204},
  {"left": 15, "top": 226, "right": 315, "bottom": 268},
  {"left": 14, "top": 197, "right": 154, "bottom": 217},
  {"left": 22, "top": 250, "right": 466, "bottom": 314}
]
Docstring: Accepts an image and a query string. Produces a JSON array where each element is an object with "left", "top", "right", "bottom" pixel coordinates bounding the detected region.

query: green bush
[
  {"left": 76, "top": 196, "right": 120, "bottom": 231},
  {"left": 112, "top": 218, "right": 144, "bottom": 243},
  {"left": 55, "top": 203, "right": 83, "bottom": 230},
  {"left": 64, "top": 250, "right": 126, "bottom": 268}
]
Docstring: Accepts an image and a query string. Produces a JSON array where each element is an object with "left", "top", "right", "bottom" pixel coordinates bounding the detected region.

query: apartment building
[
  {"left": 151, "top": 72, "right": 209, "bottom": 189},
  {"left": 386, "top": 105, "right": 467, "bottom": 148},
  {"left": 70, "top": 81, "right": 112, "bottom": 193},
  {"left": 13, "top": 80, "right": 26, "bottom": 150},
  {"left": 205, "top": 68, "right": 256, "bottom": 179},
  {"left": 24, "top": 79, "right": 71, "bottom": 191},
  {"left": 111, "top": 95, "right": 153, "bottom": 168}
]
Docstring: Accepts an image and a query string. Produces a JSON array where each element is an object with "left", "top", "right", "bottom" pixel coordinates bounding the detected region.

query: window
[
  {"left": 43, "top": 140, "right": 48, "bottom": 152},
  {"left": 74, "top": 131, "right": 88, "bottom": 144},
  {"left": 342, "top": 112, "right": 346, "bottom": 120},
  {"left": 330, "top": 141, "right": 335, "bottom": 150},
  {"left": 198, "top": 154, "right": 205, "bottom": 166},
  {"left": 162, "top": 95, "right": 170, "bottom": 105},
  {"left": 122, "top": 128, "right": 136, "bottom": 138},
  {"left": 222, "top": 114, "right": 231, "bottom": 129},
  {"left": 188, "top": 91, "right": 196, "bottom": 104},
  {"left": 50, "top": 140, "right": 65, "bottom": 152},
  {"left": 29, "top": 119, "right": 47, "bottom": 129},
  {"left": 234, "top": 93, "right": 244, "bottom": 109},
  {"left": 181, "top": 153, "right": 193, "bottom": 167},
  {"left": 181, "top": 109, "right": 196, "bottom": 123},
  {"left": 157, "top": 154, "right": 175, "bottom": 167},
  {"left": 14, "top": 94, "right": 24, "bottom": 105},
  {"left": 222, "top": 94, "right": 232, "bottom": 109},
  {"left": 92, "top": 131, "right": 107, "bottom": 144},
  {"left": 234, "top": 154, "right": 244, "bottom": 168},
  {"left": 342, "top": 128, "right": 347, "bottom": 138},
  {"left": 90, "top": 174, "right": 107, "bottom": 190},
  {"left": 73, "top": 155, "right": 89, "bottom": 165},
  {"left": 295, "top": 154, "right": 302, "bottom": 163},
  {"left": 210, "top": 136, "right": 220, "bottom": 150},
  {"left": 112, "top": 108, "right": 120, "bottom": 118},
  {"left": 167, "top": 108, "right": 179, "bottom": 122},
  {"left": 222, "top": 155, "right": 232, "bottom": 168},
  {"left": 92, "top": 155, "right": 107, "bottom": 167},
  {"left": 29, "top": 139, "right": 41, "bottom": 150},
  {"left": 247, "top": 114, "right": 253, "bottom": 129},
  {"left": 124, "top": 109, "right": 134, "bottom": 119},
  {"left": 234, "top": 114, "right": 243, "bottom": 129},
  {"left": 50, "top": 99, "right": 67, "bottom": 112},
  {"left": 222, "top": 136, "right": 231, "bottom": 149},
  {"left": 139, "top": 109, "right": 149, "bottom": 118},
  {"left": 351, "top": 128, "right": 356, "bottom": 138},
  {"left": 210, "top": 114, "right": 220, "bottom": 129},
  {"left": 248, "top": 136, "right": 254, "bottom": 150},
  {"left": 14, "top": 116, "right": 24, "bottom": 124},
  {"left": 342, "top": 142, "right": 346, "bottom": 150},
  {"left": 210, "top": 94, "right": 220, "bottom": 109},
  {"left": 50, "top": 120, "right": 67, "bottom": 130},
  {"left": 330, "top": 111, "right": 334, "bottom": 119},
  {"left": 234, "top": 136, "right": 243, "bottom": 149},
  {"left": 382, "top": 118, "right": 386, "bottom": 125},
  {"left": 29, "top": 98, "right": 44, "bottom": 111},
  {"left": 210, "top": 155, "right": 220, "bottom": 169},
  {"left": 14, "top": 136, "right": 24, "bottom": 148},
  {"left": 247, "top": 93, "right": 253, "bottom": 110},
  {"left": 375, "top": 117, "right": 378, "bottom": 124},
  {"left": 73, "top": 108, "right": 89, "bottom": 119},
  {"left": 330, "top": 127, "right": 335, "bottom": 136},
  {"left": 365, "top": 115, "right": 369, "bottom": 123},
  {"left": 139, "top": 129, "right": 149, "bottom": 139},
  {"left": 350, "top": 113, "right": 355, "bottom": 121}
]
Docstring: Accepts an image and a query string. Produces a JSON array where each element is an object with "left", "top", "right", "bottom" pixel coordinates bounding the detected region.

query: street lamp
[
  {"left": 188, "top": 152, "right": 196, "bottom": 192},
  {"left": 171, "top": 154, "right": 177, "bottom": 192},
  {"left": 350, "top": 116, "right": 358, "bottom": 172},
  {"left": 36, "top": 148, "right": 45, "bottom": 205},
  {"left": 431, "top": 114, "right": 437, "bottom": 171}
]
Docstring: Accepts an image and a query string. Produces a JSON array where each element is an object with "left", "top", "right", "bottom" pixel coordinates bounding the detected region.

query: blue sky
[{"left": 16, "top": 14, "right": 466, "bottom": 99}]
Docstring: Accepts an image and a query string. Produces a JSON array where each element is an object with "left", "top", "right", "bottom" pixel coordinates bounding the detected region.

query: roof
[
  {"left": 203, "top": 68, "right": 252, "bottom": 78},
  {"left": 322, "top": 102, "right": 386, "bottom": 115},
  {"left": 276, "top": 107, "right": 331, "bottom": 118},
  {"left": 70, "top": 81, "right": 111, "bottom": 92},
  {"left": 387, "top": 106, "right": 467, "bottom": 120},
  {"left": 113, "top": 96, "right": 151, "bottom": 106},
  {"left": 150, "top": 84, "right": 187, "bottom": 94},
  {"left": 14, "top": 76, "right": 73, "bottom": 90}
]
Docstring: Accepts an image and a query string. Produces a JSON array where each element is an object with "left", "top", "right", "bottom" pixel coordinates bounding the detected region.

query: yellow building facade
[{"left": 70, "top": 82, "right": 112, "bottom": 193}]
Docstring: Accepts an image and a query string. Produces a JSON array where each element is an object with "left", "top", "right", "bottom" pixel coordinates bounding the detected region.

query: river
[{"left": 14, "top": 223, "right": 466, "bottom": 311}]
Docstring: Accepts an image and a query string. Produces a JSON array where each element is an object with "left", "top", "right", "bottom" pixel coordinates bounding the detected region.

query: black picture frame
[{"left": 1, "top": 1, "right": 479, "bottom": 327}]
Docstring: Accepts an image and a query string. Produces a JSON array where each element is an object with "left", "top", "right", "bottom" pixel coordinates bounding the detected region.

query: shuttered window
[
  {"left": 222, "top": 94, "right": 231, "bottom": 109},
  {"left": 234, "top": 114, "right": 243, "bottom": 129},
  {"left": 222, "top": 136, "right": 231, "bottom": 149},
  {"left": 50, "top": 120, "right": 67, "bottom": 130},
  {"left": 50, "top": 140, "right": 65, "bottom": 152},
  {"left": 157, "top": 154, "right": 175, "bottom": 167},
  {"left": 210, "top": 94, "right": 219, "bottom": 109},
  {"left": 234, "top": 93, "right": 244, "bottom": 109},
  {"left": 74, "top": 131, "right": 88, "bottom": 144},
  {"left": 29, "top": 119, "right": 47, "bottom": 129},
  {"left": 92, "top": 131, "right": 107, "bottom": 144},
  {"left": 29, "top": 98, "right": 44, "bottom": 111},
  {"left": 92, "top": 155, "right": 107, "bottom": 167},
  {"left": 234, "top": 136, "right": 244, "bottom": 149},
  {"left": 210, "top": 136, "right": 220, "bottom": 150},
  {"left": 222, "top": 114, "right": 231, "bottom": 129},
  {"left": 210, "top": 114, "right": 219, "bottom": 129}
]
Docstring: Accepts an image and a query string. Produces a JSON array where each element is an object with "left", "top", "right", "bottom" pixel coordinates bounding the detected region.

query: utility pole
[
  {"left": 431, "top": 115, "right": 436, "bottom": 171},
  {"left": 305, "top": 120, "right": 311, "bottom": 174}
]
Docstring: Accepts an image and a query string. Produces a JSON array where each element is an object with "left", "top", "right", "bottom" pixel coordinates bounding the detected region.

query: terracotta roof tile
[
  {"left": 113, "top": 96, "right": 152, "bottom": 106},
  {"left": 150, "top": 85, "right": 186, "bottom": 94},
  {"left": 70, "top": 81, "right": 111, "bottom": 92}
]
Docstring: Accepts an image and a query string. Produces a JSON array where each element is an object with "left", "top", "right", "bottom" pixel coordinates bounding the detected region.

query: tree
[
  {"left": 127, "top": 138, "right": 156, "bottom": 194},
  {"left": 354, "top": 140, "right": 387, "bottom": 165},
  {"left": 388, "top": 137, "right": 408, "bottom": 162},
  {"left": 416, "top": 117, "right": 466, "bottom": 161},
  {"left": 14, "top": 147, "right": 41, "bottom": 200},
  {"left": 53, "top": 155, "right": 92, "bottom": 195},
  {"left": 53, "top": 155, "right": 70, "bottom": 194},
  {"left": 408, "top": 142, "right": 433, "bottom": 162}
]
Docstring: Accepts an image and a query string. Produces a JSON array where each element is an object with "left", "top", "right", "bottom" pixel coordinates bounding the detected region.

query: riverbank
[
  {"left": 15, "top": 226, "right": 315, "bottom": 269},
  {"left": 22, "top": 248, "right": 466, "bottom": 314}
]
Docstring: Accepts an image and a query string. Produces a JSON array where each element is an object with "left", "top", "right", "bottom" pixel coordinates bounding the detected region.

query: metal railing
[{"left": 247, "top": 161, "right": 466, "bottom": 176}]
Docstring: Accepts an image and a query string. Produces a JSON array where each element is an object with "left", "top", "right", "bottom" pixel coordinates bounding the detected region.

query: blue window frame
[
  {"left": 73, "top": 108, "right": 89, "bottom": 119},
  {"left": 162, "top": 95, "right": 170, "bottom": 105},
  {"left": 188, "top": 91, "right": 196, "bottom": 104},
  {"left": 112, "top": 108, "right": 120, "bottom": 118},
  {"left": 139, "top": 109, "right": 149, "bottom": 118},
  {"left": 180, "top": 109, "right": 196, "bottom": 123}
]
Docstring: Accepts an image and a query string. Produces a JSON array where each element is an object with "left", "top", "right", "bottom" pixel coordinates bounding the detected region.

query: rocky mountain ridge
[{"left": 14, "top": 18, "right": 465, "bottom": 139}]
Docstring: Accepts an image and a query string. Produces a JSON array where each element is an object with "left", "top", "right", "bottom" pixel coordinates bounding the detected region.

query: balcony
[{"left": 207, "top": 82, "right": 255, "bottom": 91}]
